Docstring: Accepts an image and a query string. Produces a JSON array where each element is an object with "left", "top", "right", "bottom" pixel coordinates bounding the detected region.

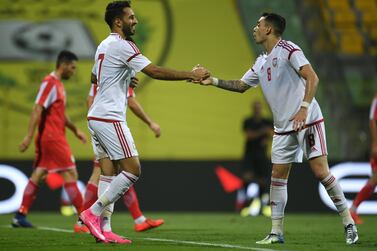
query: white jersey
[
  {"left": 241, "top": 40, "right": 323, "bottom": 133},
  {"left": 87, "top": 33, "right": 151, "bottom": 122}
]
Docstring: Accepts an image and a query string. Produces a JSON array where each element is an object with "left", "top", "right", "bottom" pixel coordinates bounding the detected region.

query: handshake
[{"left": 189, "top": 64, "right": 215, "bottom": 86}]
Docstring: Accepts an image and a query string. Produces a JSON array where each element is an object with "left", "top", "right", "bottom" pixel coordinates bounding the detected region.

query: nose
[{"left": 253, "top": 26, "right": 257, "bottom": 32}]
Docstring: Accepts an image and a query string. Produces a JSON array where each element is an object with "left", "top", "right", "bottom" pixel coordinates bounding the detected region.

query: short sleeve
[
  {"left": 88, "top": 84, "right": 97, "bottom": 97},
  {"left": 119, "top": 41, "right": 151, "bottom": 72},
  {"left": 241, "top": 68, "right": 259, "bottom": 87},
  {"left": 370, "top": 97, "right": 377, "bottom": 120},
  {"left": 289, "top": 49, "right": 309, "bottom": 72},
  {"left": 35, "top": 81, "right": 57, "bottom": 108},
  {"left": 91, "top": 62, "right": 97, "bottom": 75}
]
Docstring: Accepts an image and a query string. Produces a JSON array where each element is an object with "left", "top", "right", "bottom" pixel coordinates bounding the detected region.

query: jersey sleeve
[
  {"left": 288, "top": 48, "right": 310, "bottom": 72},
  {"left": 35, "top": 80, "right": 57, "bottom": 108},
  {"left": 241, "top": 56, "right": 263, "bottom": 87},
  {"left": 119, "top": 41, "right": 151, "bottom": 72},
  {"left": 88, "top": 84, "right": 97, "bottom": 97},
  {"left": 241, "top": 68, "right": 259, "bottom": 87},
  {"left": 370, "top": 96, "right": 377, "bottom": 120}
]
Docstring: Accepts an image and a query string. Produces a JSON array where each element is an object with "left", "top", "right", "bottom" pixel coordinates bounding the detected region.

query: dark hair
[
  {"left": 261, "top": 12, "right": 286, "bottom": 36},
  {"left": 56, "top": 50, "right": 78, "bottom": 68},
  {"left": 105, "top": 1, "right": 131, "bottom": 29}
]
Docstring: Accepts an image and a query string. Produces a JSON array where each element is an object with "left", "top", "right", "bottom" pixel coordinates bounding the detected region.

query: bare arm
[
  {"left": 65, "top": 113, "right": 87, "bottom": 143},
  {"left": 87, "top": 73, "right": 97, "bottom": 109},
  {"left": 217, "top": 79, "right": 250, "bottom": 93},
  {"left": 142, "top": 64, "right": 209, "bottom": 82},
  {"left": 299, "top": 64, "right": 319, "bottom": 104},
  {"left": 290, "top": 64, "right": 319, "bottom": 131},
  {"left": 193, "top": 76, "right": 250, "bottom": 93},
  {"left": 19, "top": 104, "right": 44, "bottom": 152},
  {"left": 128, "top": 97, "right": 161, "bottom": 137}
]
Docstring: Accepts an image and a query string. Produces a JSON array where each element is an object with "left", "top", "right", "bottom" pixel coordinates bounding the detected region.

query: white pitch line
[
  {"left": 143, "top": 237, "right": 283, "bottom": 251},
  {"left": 2, "top": 225, "right": 284, "bottom": 251}
]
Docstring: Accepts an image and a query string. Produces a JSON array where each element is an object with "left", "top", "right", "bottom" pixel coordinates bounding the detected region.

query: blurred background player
[
  {"left": 350, "top": 94, "right": 377, "bottom": 224},
  {"left": 12, "top": 51, "right": 87, "bottom": 229},
  {"left": 82, "top": 82, "right": 164, "bottom": 232},
  {"left": 237, "top": 100, "right": 273, "bottom": 217}
]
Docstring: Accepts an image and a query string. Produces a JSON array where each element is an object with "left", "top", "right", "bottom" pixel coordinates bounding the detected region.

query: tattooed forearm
[{"left": 217, "top": 79, "right": 250, "bottom": 93}]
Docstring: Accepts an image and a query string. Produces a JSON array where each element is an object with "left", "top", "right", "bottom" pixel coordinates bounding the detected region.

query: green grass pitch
[{"left": 0, "top": 212, "right": 376, "bottom": 251}]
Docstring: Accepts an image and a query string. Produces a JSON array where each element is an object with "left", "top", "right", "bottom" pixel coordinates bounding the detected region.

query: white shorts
[
  {"left": 88, "top": 120, "right": 138, "bottom": 161},
  {"left": 271, "top": 120, "right": 328, "bottom": 164}
]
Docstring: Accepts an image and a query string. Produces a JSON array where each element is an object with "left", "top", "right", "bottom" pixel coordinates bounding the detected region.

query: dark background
[{"left": 0, "top": 160, "right": 346, "bottom": 213}]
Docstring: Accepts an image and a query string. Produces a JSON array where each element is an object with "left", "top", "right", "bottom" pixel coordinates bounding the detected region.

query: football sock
[
  {"left": 18, "top": 179, "right": 39, "bottom": 215},
  {"left": 101, "top": 202, "right": 114, "bottom": 232},
  {"left": 82, "top": 182, "right": 98, "bottom": 211},
  {"left": 270, "top": 177, "right": 287, "bottom": 235},
  {"left": 64, "top": 181, "right": 84, "bottom": 214},
  {"left": 123, "top": 186, "right": 144, "bottom": 221},
  {"left": 91, "top": 171, "right": 138, "bottom": 216},
  {"left": 321, "top": 174, "right": 354, "bottom": 225},
  {"left": 352, "top": 181, "right": 375, "bottom": 209}
]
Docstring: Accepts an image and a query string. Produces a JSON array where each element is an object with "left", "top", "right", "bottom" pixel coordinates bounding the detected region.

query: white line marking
[
  {"left": 1, "top": 225, "right": 284, "bottom": 251},
  {"left": 143, "top": 237, "right": 282, "bottom": 251}
]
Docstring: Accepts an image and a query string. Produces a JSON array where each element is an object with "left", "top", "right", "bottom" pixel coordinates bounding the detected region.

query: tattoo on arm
[{"left": 217, "top": 79, "right": 250, "bottom": 93}]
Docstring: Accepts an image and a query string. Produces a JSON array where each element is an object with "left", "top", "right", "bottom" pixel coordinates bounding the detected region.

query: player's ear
[
  {"left": 114, "top": 17, "right": 122, "bottom": 28},
  {"left": 266, "top": 25, "right": 272, "bottom": 35}
]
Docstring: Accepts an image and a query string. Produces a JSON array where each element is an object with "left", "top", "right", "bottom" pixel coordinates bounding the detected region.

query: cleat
[
  {"left": 249, "top": 198, "right": 261, "bottom": 216},
  {"left": 256, "top": 233, "right": 285, "bottom": 244},
  {"left": 135, "top": 218, "right": 164, "bottom": 232},
  {"left": 79, "top": 209, "right": 106, "bottom": 242},
  {"left": 11, "top": 213, "right": 34, "bottom": 228},
  {"left": 103, "top": 231, "right": 132, "bottom": 244},
  {"left": 61, "top": 205, "right": 75, "bottom": 217},
  {"left": 262, "top": 205, "right": 271, "bottom": 217},
  {"left": 350, "top": 210, "right": 363, "bottom": 225},
  {"left": 74, "top": 222, "right": 90, "bottom": 233},
  {"left": 345, "top": 224, "right": 359, "bottom": 245},
  {"left": 240, "top": 206, "right": 250, "bottom": 217}
]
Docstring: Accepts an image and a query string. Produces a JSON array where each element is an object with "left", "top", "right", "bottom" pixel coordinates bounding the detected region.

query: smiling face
[
  {"left": 120, "top": 7, "right": 138, "bottom": 37},
  {"left": 252, "top": 16, "right": 271, "bottom": 44}
]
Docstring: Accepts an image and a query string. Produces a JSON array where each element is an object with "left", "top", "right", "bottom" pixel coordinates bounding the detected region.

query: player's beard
[{"left": 122, "top": 25, "right": 135, "bottom": 38}]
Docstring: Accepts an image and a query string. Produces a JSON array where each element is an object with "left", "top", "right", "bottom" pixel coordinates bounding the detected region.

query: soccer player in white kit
[
  {"left": 193, "top": 13, "right": 358, "bottom": 245},
  {"left": 79, "top": 1, "right": 209, "bottom": 243}
]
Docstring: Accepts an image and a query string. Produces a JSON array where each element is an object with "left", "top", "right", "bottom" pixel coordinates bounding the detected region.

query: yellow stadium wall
[{"left": 0, "top": 0, "right": 270, "bottom": 160}]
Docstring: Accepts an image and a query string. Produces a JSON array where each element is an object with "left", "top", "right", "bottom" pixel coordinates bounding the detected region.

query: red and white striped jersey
[
  {"left": 88, "top": 33, "right": 150, "bottom": 122},
  {"left": 241, "top": 40, "right": 323, "bottom": 133},
  {"left": 370, "top": 95, "right": 377, "bottom": 120},
  {"left": 35, "top": 72, "right": 67, "bottom": 140}
]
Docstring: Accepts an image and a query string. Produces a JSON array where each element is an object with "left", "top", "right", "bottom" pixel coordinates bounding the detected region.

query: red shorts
[
  {"left": 34, "top": 138, "right": 76, "bottom": 172},
  {"left": 371, "top": 158, "right": 377, "bottom": 172}
]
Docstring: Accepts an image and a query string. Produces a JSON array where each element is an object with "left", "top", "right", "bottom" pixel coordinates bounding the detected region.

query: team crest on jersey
[{"left": 272, "top": 57, "right": 278, "bottom": 67}]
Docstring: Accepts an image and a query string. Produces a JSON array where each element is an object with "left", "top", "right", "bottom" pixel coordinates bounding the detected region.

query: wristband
[
  {"left": 300, "top": 101, "right": 310, "bottom": 109},
  {"left": 212, "top": 77, "right": 219, "bottom": 86}
]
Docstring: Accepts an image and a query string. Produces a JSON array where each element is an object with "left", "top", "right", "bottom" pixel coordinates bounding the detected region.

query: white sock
[
  {"left": 97, "top": 175, "right": 115, "bottom": 231},
  {"left": 134, "top": 215, "right": 147, "bottom": 224},
  {"left": 90, "top": 175, "right": 113, "bottom": 216},
  {"left": 321, "top": 174, "right": 354, "bottom": 226},
  {"left": 91, "top": 171, "right": 139, "bottom": 217},
  {"left": 101, "top": 203, "right": 114, "bottom": 232},
  {"left": 270, "top": 177, "right": 288, "bottom": 235}
]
